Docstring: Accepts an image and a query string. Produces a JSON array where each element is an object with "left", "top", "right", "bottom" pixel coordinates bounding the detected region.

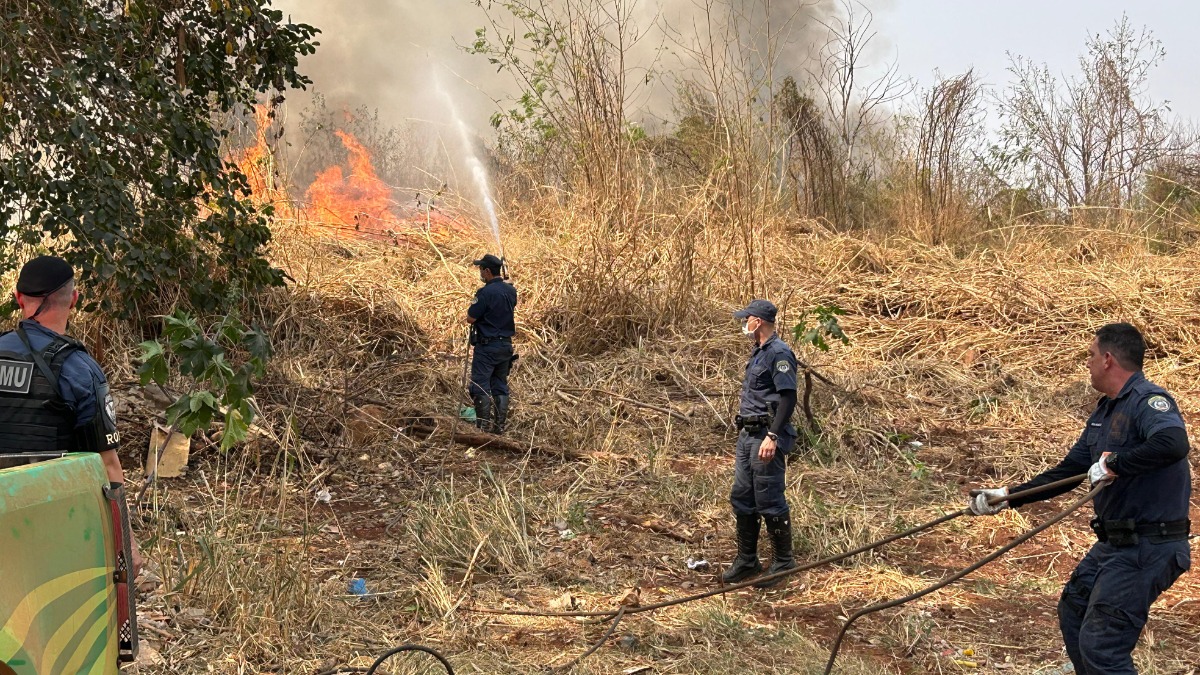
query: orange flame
[
  {"left": 304, "top": 130, "right": 400, "bottom": 240},
  {"left": 232, "top": 105, "right": 465, "bottom": 245},
  {"left": 233, "top": 105, "right": 279, "bottom": 201}
]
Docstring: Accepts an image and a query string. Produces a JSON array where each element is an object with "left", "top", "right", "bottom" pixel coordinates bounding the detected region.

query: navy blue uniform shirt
[
  {"left": 1015, "top": 371, "right": 1190, "bottom": 523},
  {"left": 739, "top": 334, "right": 798, "bottom": 433},
  {"left": 468, "top": 278, "right": 517, "bottom": 339},
  {"left": 0, "top": 320, "right": 109, "bottom": 429}
]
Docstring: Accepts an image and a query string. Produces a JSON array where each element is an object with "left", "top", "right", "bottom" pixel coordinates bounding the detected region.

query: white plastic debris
[
  {"left": 315, "top": 488, "right": 332, "bottom": 504},
  {"left": 686, "top": 557, "right": 709, "bottom": 571}
]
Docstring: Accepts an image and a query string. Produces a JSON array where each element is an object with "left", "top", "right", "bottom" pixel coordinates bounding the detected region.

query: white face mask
[{"left": 742, "top": 320, "right": 754, "bottom": 336}]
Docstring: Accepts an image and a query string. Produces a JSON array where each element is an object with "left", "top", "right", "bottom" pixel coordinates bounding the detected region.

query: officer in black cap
[
  {"left": 968, "top": 323, "right": 1190, "bottom": 674},
  {"left": 465, "top": 254, "right": 517, "bottom": 433},
  {"left": 0, "top": 255, "right": 141, "bottom": 573},
  {"left": 723, "top": 299, "right": 799, "bottom": 587}
]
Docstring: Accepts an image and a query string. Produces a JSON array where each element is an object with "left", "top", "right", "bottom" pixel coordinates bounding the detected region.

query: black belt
[
  {"left": 1090, "top": 518, "right": 1190, "bottom": 545},
  {"left": 478, "top": 336, "right": 512, "bottom": 344},
  {"left": 735, "top": 414, "right": 771, "bottom": 430}
]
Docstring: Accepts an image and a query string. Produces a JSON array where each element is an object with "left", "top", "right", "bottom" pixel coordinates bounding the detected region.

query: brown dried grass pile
[{"left": 124, "top": 209, "right": 1200, "bottom": 674}]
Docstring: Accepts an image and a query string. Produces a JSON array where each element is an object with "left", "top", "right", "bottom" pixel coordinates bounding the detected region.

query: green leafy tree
[
  {"left": 0, "top": 0, "right": 318, "bottom": 314},
  {"left": 138, "top": 310, "right": 270, "bottom": 450},
  {"left": 792, "top": 304, "right": 850, "bottom": 352}
]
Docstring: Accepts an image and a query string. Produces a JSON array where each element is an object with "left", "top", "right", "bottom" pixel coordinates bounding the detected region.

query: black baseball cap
[
  {"left": 733, "top": 299, "right": 777, "bottom": 323},
  {"left": 16, "top": 255, "right": 74, "bottom": 297},
  {"left": 472, "top": 254, "right": 503, "bottom": 272}
]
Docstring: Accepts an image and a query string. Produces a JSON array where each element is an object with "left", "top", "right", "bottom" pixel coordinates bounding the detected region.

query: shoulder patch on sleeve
[
  {"left": 775, "top": 361, "right": 790, "bottom": 373},
  {"left": 1147, "top": 395, "right": 1172, "bottom": 412}
]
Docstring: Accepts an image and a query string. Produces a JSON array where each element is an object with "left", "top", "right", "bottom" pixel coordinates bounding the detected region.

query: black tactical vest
[{"left": 0, "top": 328, "right": 81, "bottom": 453}]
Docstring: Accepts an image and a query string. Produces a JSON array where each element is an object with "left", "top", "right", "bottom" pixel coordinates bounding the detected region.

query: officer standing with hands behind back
[
  {"left": 723, "top": 299, "right": 800, "bottom": 588},
  {"left": 465, "top": 254, "right": 517, "bottom": 434},
  {"left": 967, "top": 323, "right": 1190, "bottom": 675}
]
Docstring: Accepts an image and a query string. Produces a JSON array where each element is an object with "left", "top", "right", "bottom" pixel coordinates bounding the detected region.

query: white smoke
[{"left": 274, "top": 0, "right": 853, "bottom": 132}]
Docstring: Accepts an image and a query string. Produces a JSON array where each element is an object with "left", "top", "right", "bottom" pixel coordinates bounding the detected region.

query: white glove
[
  {"left": 1088, "top": 452, "right": 1115, "bottom": 487},
  {"left": 967, "top": 487, "right": 1009, "bottom": 516}
]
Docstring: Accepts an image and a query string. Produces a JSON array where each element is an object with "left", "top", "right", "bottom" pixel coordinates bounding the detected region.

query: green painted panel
[{"left": 0, "top": 454, "right": 118, "bottom": 675}]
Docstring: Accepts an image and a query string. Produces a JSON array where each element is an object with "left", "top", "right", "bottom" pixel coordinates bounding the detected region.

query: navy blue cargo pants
[
  {"left": 1058, "top": 539, "right": 1191, "bottom": 674},
  {"left": 730, "top": 428, "right": 792, "bottom": 518},
  {"left": 470, "top": 340, "right": 513, "bottom": 400}
]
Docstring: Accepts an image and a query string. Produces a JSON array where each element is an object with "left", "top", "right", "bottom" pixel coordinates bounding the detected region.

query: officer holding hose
[
  {"left": 465, "top": 254, "right": 517, "bottom": 434},
  {"left": 968, "top": 323, "right": 1190, "bottom": 675}
]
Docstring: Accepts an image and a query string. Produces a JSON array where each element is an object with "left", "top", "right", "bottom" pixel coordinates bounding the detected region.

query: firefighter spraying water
[{"left": 463, "top": 254, "right": 517, "bottom": 434}]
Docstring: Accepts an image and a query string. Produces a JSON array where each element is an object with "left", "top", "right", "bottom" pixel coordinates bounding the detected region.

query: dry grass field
[{"left": 87, "top": 209, "right": 1199, "bottom": 674}]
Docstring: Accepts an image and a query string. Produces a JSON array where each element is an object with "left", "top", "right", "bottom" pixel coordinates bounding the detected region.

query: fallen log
[
  {"left": 406, "top": 419, "right": 583, "bottom": 460},
  {"left": 605, "top": 509, "right": 697, "bottom": 544},
  {"left": 558, "top": 386, "right": 691, "bottom": 422},
  {"left": 344, "top": 397, "right": 583, "bottom": 460}
]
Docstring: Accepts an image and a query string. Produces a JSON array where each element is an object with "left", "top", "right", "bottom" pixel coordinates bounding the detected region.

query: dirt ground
[
  {"left": 116, "top": 230, "right": 1200, "bottom": 674},
  {"left": 122, "top": 421, "right": 1199, "bottom": 674}
]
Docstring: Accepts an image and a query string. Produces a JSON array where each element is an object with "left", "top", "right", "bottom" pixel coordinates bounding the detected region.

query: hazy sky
[
  {"left": 876, "top": 0, "right": 1200, "bottom": 119},
  {"left": 274, "top": 0, "right": 1199, "bottom": 137}
]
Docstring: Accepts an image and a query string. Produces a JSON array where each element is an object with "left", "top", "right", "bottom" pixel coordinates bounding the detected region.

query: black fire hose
[
  {"left": 822, "top": 479, "right": 1106, "bottom": 674},
  {"left": 461, "top": 326, "right": 474, "bottom": 402},
  {"left": 466, "top": 473, "right": 1092, "bottom": 621},
  {"left": 317, "top": 476, "right": 1094, "bottom": 674},
  {"left": 315, "top": 644, "right": 455, "bottom": 675}
]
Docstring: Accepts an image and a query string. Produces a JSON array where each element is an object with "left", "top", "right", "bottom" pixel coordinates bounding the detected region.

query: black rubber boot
[
  {"left": 755, "top": 514, "right": 797, "bottom": 588},
  {"left": 493, "top": 394, "right": 510, "bottom": 434},
  {"left": 473, "top": 394, "right": 493, "bottom": 433},
  {"left": 721, "top": 513, "right": 763, "bottom": 583}
]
